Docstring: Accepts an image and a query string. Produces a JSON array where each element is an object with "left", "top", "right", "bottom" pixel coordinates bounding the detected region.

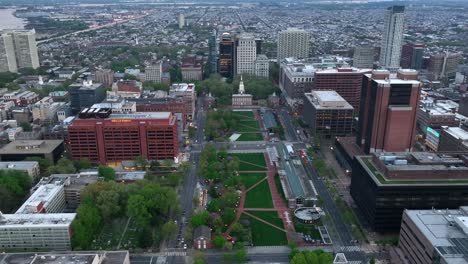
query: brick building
[
  {"left": 68, "top": 109, "right": 178, "bottom": 165},
  {"left": 356, "top": 69, "right": 422, "bottom": 154},
  {"left": 313, "top": 68, "right": 371, "bottom": 112}
]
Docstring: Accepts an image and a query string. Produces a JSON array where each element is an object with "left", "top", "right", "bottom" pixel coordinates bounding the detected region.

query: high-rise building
[
  {"left": 69, "top": 81, "right": 106, "bottom": 115},
  {"left": 236, "top": 33, "right": 257, "bottom": 76},
  {"left": 438, "top": 127, "right": 468, "bottom": 153},
  {"left": 459, "top": 93, "right": 468, "bottom": 117},
  {"left": 178, "top": 14, "right": 185, "bottom": 29},
  {"left": 428, "top": 52, "right": 462, "bottom": 80},
  {"left": 208, "top": 30, "right": 217, "bottom": 75},
  {"left": 398, "top": 206, "right": 468, "bottom": 264},
  {"left": 352, "top": 46, "right": 374, "bottom": 68},
  {"left": 218, "top": 33, "right": 235, "bottom": 79},
  {"left": 68, "top": 110, "right": 179, "bottom": 164},
  {"left": 350, "top": 152, "right": 468, "bottom": 231},
  {"left": 303, "top": 91, "right": 354, "bottom": 137},
  {"left": 277, "top": 28, "right": 310, "bottom": 61},
  {"left": 94, "top": 69, "right": 114, "bottom": 86},
  {"left": 0, "top": 32, "right": 17, "bottom": 72},
  {"left": 356, "top": 69, "right": 421, "bottom": 154},
  {"left": 400, "top": 42, "right": 425, "bottom": 69},
  {"left": 313, "top": 68, "right": 372, "bottom": 112},
  {"left": 145, "top": 62, "right": 163, "bottom": 82},
  {"left": 380, "top": 6, "right": 405, "bottom": 70},
  {"left": 255, "top": 54, "right": 269, "bottom": 78},
  {"left": 0, "top": 29, "right": 39, "bottom": 72}
]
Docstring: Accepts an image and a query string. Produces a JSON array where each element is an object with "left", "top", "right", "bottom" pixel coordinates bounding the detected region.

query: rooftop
[
  {"left": 305, "top": 91, "right": 353, "bottom": 110},
  {"left": 15, "top": 183, "right": 63, "bottom": 214},
  {"left": 0, "top": 140, "right": 63, "bottom": 155},
  {"left": 110, "top": 112, "right": 171, "bottom": 120},
  {"left": 357, "top": 153, "right": 468, "bottom": 186},
  {"left": 0, "top": 161, "right": 39, "bottom": 171},
  {"left": 445, "top": 127, "right": 468, "bottom": 142},
  {"left": 0, "top": 251, "right": 130, "bottom": 264},
  {"left": 420, "top": 99, "right": 458, "bottom": 116},
  {"left": 405, "top": 207, "right": 468, "bottom": 264},
  {"left": 170, "top": 83, "right": 195, "bottom": 93},
  {"left": 0, "top": 213, "right": 76, "bottom": 228}
]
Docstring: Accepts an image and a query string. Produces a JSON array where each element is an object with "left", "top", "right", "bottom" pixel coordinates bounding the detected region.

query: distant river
[{"left": 0, "top": 9, "right": 26, "bottom": 30}]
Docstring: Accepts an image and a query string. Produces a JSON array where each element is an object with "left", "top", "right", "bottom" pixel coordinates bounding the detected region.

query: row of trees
[
  {"left": 195, "top": 74, "right": 280, "bottom": 106},
  {"left": 204, "top": 111, "right": 241, "bottom": 141},
  {"left": 0, "top": 170, "right": 32, "bottom": 213},
  {"left": 289, "top": 248, "right": 334, "bottom": 264},
  {"left": 72, "top": 180, "right": 179, "bottom": 249}
]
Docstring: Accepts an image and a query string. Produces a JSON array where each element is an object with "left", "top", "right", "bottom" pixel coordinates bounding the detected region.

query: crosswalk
[{"left": 337, "top": 245, "right": 361, "bottom": 252}]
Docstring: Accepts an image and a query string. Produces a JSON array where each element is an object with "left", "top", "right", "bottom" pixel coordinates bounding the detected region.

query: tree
[
  {"left": 161, "top": 221, "right": 177, "bottom": 239},
  {"left": 127, "top": 194, "right": 152, "bottom": 227},
  {"left": 96, "top": 189, "right": 123, "bottom": 222},
  {"left": 98, "top": 166, "right": 116, "bottom": 181},
  {"left": 72, "top": 197, "right": 102, "bottom": 249},
  {"left": 191, "top": 210, "right": 209, "bottom": 228},
  {"left": 0, "top": 170, "right": 31, "bottom": 213},
  {"left": 74, "top": 158, "right": 92, "bottom": 171},
  {"left": 123, "top": 73, "right": 137, "bottom": 80},
  {"left": 213, "top": 235, "right": 226, "bottom": 249},
  {"left": 234, "top": 249, "right": 247, "bottom": 263},
  {"left": 46, "top": 158, "right": 76, "bottom": 175},
  {"left": 137, "top": 227, "right": 153, "bottom": 248},
  {"left": 20, "top": 122, "right": 32, "bottom": 132},
  {"left": 221, "top": 208, "right": 236, "bottom": 226}
]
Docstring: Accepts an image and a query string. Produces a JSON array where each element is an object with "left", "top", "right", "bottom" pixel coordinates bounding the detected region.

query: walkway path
[
  {"left": 244, "top": 208, "right": 277, "bottom": 211},
  {"left": 245, "top": 177, "right": 268, "bottom": 192},
  {"left": 238, "top": 160, "right": 268, "bottom": 170},
  {"left": 243, "top": 211, "right": 287, "bottom": 232},
  {"left": 224, "top": 186, "right": 246, "bottom": 237},
  {"left": 264, "top": 153, "right": 296, "bottom": 238}
]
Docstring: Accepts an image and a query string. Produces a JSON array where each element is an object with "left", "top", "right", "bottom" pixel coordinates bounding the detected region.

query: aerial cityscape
[{"left": 0, "top": 0, "right": 467, "bottom": 263}]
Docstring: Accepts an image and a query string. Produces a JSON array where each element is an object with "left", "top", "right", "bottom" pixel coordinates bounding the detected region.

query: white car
[{"left": 183, "top": 244, "right": 187, "bottom": 249}]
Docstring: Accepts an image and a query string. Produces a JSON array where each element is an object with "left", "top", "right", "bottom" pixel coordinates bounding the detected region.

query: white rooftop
[
  {"left": 306, "top": 91, "right": 353, "bottom": 109},
  {"left": 0, "top": 213, "right": 76, "bottom": 228},
  {"left": 170, "top": 83, "right": 195, "bottom": 93},
  {"left": 445, "top": 127, "right": 468, "bottom": 142},
  {"left": 15, "top": 183, "right": 63, "bottom": 214}
]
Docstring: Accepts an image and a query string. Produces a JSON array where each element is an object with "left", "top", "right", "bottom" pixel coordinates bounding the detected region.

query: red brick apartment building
[{"left": 68, "top": 108, "right": 178, "bottom": 164}]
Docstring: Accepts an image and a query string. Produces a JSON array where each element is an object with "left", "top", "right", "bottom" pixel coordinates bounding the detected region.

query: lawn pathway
[
  {"left": 264, "top": 153, "right": 296, "bottom": 239},
  {"left": 224, "top": 186, "right": 246, "bottom": 237}
]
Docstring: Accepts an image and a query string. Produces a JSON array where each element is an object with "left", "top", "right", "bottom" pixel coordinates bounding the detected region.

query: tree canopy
[{"left": 0, "top": 170, "right": 32, "bottom": 213}]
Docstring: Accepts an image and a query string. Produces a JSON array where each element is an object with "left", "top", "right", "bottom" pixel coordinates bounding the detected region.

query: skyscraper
[
  {"left": 356, "top": 69, "right": 421, "bottom": 153},
  {"left": 0, "top": 29, "right": 39, "bottom": 72},
  {"left": 428, "top": 52, "right": 462, "bottom": 80},
  {"left": 400, "top": 43, "right": 425, "bottom": 70},
  {"left": 0, "top": 32, "right": 17, "bottom": 72},
  {"left": 208, "top": 30, "right": 217, "bottom": 75},
  {"left": 178, "top": 14, "right": 185, "bottom": 29},
  {"left": 218, "top": 33, "right": 235, "bottom": 79},
  {"left": 255, "top": 54, "right": 269, "bottom": 79},
  {"left": 379, "top": 6, "right": 405, "bottom": 70},
  {"left": 236, "top": 33, "right": 257, "bottom": 76},
  {"left": 277, "top": 28, "right": 310, "bottom": 61},
  {"left": 352, "top": 46, "right": 374, "bottom": 68}
]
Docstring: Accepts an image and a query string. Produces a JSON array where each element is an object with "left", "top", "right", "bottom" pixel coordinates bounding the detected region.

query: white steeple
[{"left": 239, "top": 75, "right": 245, "bottom": 94}]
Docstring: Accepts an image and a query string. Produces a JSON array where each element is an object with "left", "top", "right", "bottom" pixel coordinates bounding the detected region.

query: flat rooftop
[
  {"left": 0, "top": 213, "right": 76, "bottom": 228},
  {"left": 305, "top": 91, "right": 353, "bottom": 109},
  {"left": 445, "top": 127, "right": 468, "bottom": 142},
  {"left": 357, "top": 153, "right": 468, "bottom": 186},
  {"left": 0, "top": 140, "right": 63, "bottom": 155},
  {"left": 170, "top": 83, "right": 195, "bottom": 93},
  {"left": 405, "top": 207, "right": 468, "bottom": 263},
  {"left": 16, "top": 183, "right": 63, "bottom": 214},
  {"left": 0, "top": 161, "right": 38, "bottom": 171},
  {"left": 420, "top": 99, "right": 459, "bottom": 116},
  {"left": 0, "top": 251, "right": 130, "bottom": 264}
]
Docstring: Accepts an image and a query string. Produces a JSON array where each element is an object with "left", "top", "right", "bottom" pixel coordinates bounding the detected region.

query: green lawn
[
  {"left": 248, "top": 211, "right": 284, "bottom": 228},
  {"left": 241, "top": 212, "right": 288, "bottom": 246},
  {"left": 92, "top": 218, "right": 140, "bottom": 250},
  {"left": 274, "top": 173, "right": 287, "bottom": 203},
  {"left": 244, "top": 180, "right": 274, "bottom": 208},
  {"left": 237, "top": 133, "right": 264, "bottom": 141},
  {"left": 294, "top": 220, "right": 322, "bottom": 240},
  {"left": 232, "top": 111, "right": 255, "bottom": 119},
  {"left": 239, "top": 172, "right": 266, "bottom": 189},
  {"left": 231, "top": 153, "right": 267, "bottom": 168},
  {"left": 236, "top": 121, "right": 261, "bottom": 132}
]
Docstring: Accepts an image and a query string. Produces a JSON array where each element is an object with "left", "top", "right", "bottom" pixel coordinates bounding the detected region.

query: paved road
[
  {"left": 279, "top": 108, "right": 299, "bottom": 142},
  {"left": 168, "top": 96, "right": 206, "bottom": 250}
]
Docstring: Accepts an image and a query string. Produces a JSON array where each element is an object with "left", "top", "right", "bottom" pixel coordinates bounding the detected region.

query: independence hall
[{"left": 68, "top": 108, "right": 179, "bottom": 165}]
